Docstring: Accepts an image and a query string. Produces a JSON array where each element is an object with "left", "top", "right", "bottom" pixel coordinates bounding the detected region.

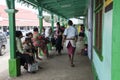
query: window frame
[{"left": 94, "top": 0, "right": 103, "bottom": 61}]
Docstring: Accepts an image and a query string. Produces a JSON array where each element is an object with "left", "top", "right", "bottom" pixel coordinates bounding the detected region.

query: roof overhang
[{"left": 16, "top": 0, "right": 89, "bottom": 19}]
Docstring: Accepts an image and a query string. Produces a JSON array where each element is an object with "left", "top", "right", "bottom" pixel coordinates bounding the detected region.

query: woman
[
  {"left": 32, "top": 27, "right": 49, "bottom": 59},
  {"left": 55, "top": 22, "right": 63, "bottom": 55},
  {"left": 79, "top": 24, "right": 85, "bottom": 41}
]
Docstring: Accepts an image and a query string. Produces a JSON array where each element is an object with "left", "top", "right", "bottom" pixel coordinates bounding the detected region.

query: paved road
[{"left": 0, "top": 39, "right": 9, "bottom": 74}]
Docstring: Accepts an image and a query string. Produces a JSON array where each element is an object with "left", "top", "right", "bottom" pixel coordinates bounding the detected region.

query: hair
[
  {"left": 33, "top": 27, "right": 38, "bottom": 32},
  {"left": 16, "top": 31, "right": 23, "bottom": 37},
  {"left": 84, "top": 44, "right": 88, "bottom": 48},
  {"left": 81, "top": 24, "right": 84, "bottom": 27},
  {"left": 80, "top": 24, "right": 85, "bottom": 31},
  {"left": 25, "top": 37, "right": 30, "bottom": 42},
  {"left": 26, "top": 32, "right": 33, "bottom": 37},
  {"left": 57, "top": 22, "right": 60, "bottom": 26},
  {"left": 26, "top": 33, "right": 29, "bottom": 36},
  {"left": 42, "top": 27, "right": 45, "bottom": 31},
  {"left": 28, "top": 32, "right": 33, "bottom": 35},
  {"left": 22, "top": 37, "right": 30, "bottom": 44},
  {"left": 68, "top": 20, "right": 73, "bottom": 26}
]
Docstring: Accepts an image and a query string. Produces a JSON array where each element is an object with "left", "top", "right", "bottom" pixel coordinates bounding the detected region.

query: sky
[
  {"left": 0, "top": 0, "right": 5, "bottom": 5},
  {"left": 0, "top": 0, "right": 83, "bottom": 24},
  {"left": 0, "top": 0, "right": 34, "bottom": 10},
  {"left": 0, "top": 0, "right": 50, "bottom": 16}
]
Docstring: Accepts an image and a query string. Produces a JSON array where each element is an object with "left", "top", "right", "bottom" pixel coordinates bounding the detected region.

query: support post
[
  {"left": 38, "top": 6, "right": 43, "bottom": 34},
  {"left": 38, "top": 7, "right": 44, "bottom": 56},
  {"left": 51, "top": 13, "right": 54, "bottom": 31},
  {"left": 5, "top": 0, "right": 20, "bottom": 77},
  {"left": 58, "top": 16, "right": 60, "bottom": 23},
  {"left": 47, "top": 13, "right": 54, "bottom": 51},
  {"left": 62, "top": 18, "right": 64, "bottom": 26}
]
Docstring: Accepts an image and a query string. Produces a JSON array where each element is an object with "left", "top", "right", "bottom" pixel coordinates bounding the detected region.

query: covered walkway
[
  {"left": 0, "top": 40, "right": 93, "bottom": 80},
  {"left": 3, "top": 0, "right": 120, "bottom": 80}
]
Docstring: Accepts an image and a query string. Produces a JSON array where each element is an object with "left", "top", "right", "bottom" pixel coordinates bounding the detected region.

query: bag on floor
[{"left": 28, "top": 63, "right": 38, "bottom": 72}]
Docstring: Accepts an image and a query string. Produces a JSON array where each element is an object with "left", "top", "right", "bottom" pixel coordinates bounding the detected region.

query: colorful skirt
[{"left": 67, "top": 42, "right": 75, "bottom": 55}]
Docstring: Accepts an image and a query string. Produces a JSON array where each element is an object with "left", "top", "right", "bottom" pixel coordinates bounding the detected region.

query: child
[
  {"left": 80, "top": 44, "right": 88, "bottom": 56},
  {"left": 23, "top": 37, "right": 37, "bottom": 72}
]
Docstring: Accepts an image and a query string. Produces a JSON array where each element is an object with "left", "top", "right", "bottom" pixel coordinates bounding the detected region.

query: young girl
[
  {"left": 80, "top": 44, "right": 88, "bottom": 56},
  {"left": 23, "top": 37, "right": 35, "bottom": 62}
]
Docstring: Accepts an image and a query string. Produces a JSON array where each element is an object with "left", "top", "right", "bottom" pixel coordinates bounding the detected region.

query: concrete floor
[{"left": 0, "top": 41, "right": 93, "bottom": 80}]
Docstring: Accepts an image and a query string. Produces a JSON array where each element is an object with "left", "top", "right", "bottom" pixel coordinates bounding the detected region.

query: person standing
[
  {"left": 32, "top": 27, "right": 42, "bottom": 60},
  {"left": 79, "top": 24, "right": 85, "bottom": 41},
  {"left": 32, "top": 27, "right": 49, "bottom": 59},
  {"left": 55, "top": 22, "right": 63, "bottom": 55},
  {"left": 63, "top": 20, "right": 78, "bottom": 67}
]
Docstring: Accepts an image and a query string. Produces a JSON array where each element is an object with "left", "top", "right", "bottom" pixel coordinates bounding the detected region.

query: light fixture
[
  {"left": 61, "top": 4, "right": 71, "bottom": 8},
  {"left": 79, "top": 16, "right": 85, "bottom": 19}
]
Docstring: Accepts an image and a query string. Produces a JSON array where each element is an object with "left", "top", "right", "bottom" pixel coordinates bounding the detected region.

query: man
[{"left": 63, "top": 20, "right": 78, "bottom": 67}]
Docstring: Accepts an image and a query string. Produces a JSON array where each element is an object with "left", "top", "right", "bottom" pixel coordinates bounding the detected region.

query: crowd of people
[{"left": 15, "top": 20, "right": 88, "bottom": 73}]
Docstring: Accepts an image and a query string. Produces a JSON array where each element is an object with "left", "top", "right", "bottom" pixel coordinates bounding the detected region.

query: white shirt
[
  {"left": 63, "top": 26, "right": 78, "bottom": 47},
  {"left": 45, "top": 28, "right": 50, "bottom": 38},
  {"left": 16, "top": 37, "right": 24, "bottom": 54}
]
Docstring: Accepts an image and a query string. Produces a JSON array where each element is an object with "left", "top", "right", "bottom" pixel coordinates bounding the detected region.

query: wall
[
  {"left": 112, "top": 0, "right": 120, "bottom": 79},
  {"left": 92, "top": 8, "right": 112, "bottom": 80}
]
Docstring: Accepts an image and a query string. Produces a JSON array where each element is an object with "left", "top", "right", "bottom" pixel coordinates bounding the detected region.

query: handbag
[{"left": 28, "top": 62, "right": 38, "bottom": 72}]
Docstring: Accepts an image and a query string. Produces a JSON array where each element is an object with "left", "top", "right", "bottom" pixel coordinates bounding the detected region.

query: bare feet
[{"left": 37, "top": 57, "right": 42, "bottom": 60}]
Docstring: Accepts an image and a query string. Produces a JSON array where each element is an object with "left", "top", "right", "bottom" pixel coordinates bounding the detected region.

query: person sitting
[
  {"left": 16, "top": 31, "right": 35, "bottom": 72},
  {"left": 80, "top": 44, "right": 88, "bottom": 56},
  {"left": 26, "top": 32, "right": 42, "bottom": 61},
  {"left": 23, "top": 37, "right": 35, "bottom": 60}
]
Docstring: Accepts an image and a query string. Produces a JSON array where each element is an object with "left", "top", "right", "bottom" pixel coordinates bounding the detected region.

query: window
[{"left": 94, "top": 0, "right": 103, "bottom": 59}]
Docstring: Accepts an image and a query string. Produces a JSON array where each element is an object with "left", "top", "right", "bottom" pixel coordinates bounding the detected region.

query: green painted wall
[
  {"left": 92, "top": 8, "right": 112, "bottom": 80},
  {"left": 112, "top": 0, "right": 120, "bottom": 80},
  {"left": 92, "top": 63, "right": 99, "bottom": 80}
]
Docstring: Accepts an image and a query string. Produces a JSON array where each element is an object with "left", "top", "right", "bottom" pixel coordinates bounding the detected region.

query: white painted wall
[{"left": 93, "top": 10, "right": 112, "bottom": 80}]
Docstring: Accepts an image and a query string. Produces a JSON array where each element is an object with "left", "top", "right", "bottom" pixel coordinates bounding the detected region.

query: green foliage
[
  {"left": 44, "top": 16, "right": 51, "bottom": 23},
  {"left": 44, "top": 15, "right": 58, "bottom": 23}
]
